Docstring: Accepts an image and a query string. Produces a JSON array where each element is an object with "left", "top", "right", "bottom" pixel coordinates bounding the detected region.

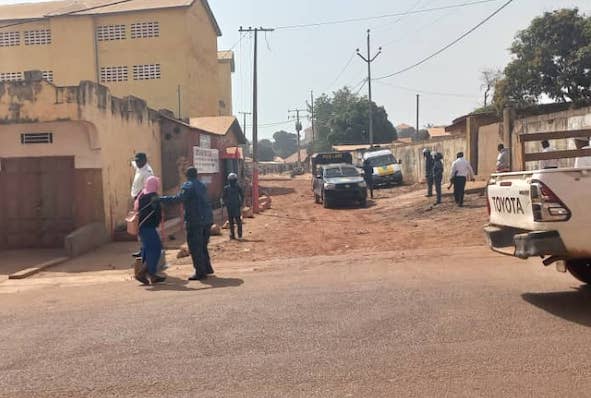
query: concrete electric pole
[
  {"left": 238, "top": 26, "right": 274, "bottom": 212},
  {"left": 288, "top": 108, "right": 307, "bottom": 168},
  {"left": 356, "top": 29, "right": 381, "bottom": 146}
]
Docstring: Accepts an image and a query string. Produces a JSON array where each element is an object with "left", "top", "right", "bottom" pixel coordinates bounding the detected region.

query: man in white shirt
[
  {"left": 495, "top": 144, "right": 510, "bottom": 172},
  {"left": 539, "top": 140, "right": 559, "bottom": 169},
  {"left": 131, "top": 152, "right": 153, "bottom": 199},
  {"left": 130, "top": 152, "right": 153, "bottom": 257},
  {"left": 574, "top": 137, "right": 591, "bottom": 169},
  {"left": 450, "top": 152, "right": 475, "bottom": 207}
]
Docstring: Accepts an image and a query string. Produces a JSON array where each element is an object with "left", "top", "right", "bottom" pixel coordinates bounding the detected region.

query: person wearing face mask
[{"left": 222, "top": 173, "right": 245, "bottom": 240}]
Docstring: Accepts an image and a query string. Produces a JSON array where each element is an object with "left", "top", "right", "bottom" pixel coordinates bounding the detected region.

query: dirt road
[{"left": 3, "top": 177, "right": 591, "bottom": 397}]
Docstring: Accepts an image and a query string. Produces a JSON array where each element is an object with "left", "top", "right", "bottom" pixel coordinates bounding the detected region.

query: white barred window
[
  {"left": 42, "top": 70, "right": 53, "bottom": 83},
  {"left": 24, "top": 29, "right": 51, "bottom": 45},
  {"left": 0, "top": 72, "right": 23, "bottom": 82},
  {"left": 131, "top": 22, "right": 159, "bottom": 39},
  {"left": 97, "top": 25, "right": 126, "bottom": 41},
  {"left": 133, "top": 64, "right": 160, "bottom": 80},
  {"left": 0, "top": 31, "right": 20, "bottom": 47},
  {"left": 100, "top": 66, "right": 128, "bottom": 82}
]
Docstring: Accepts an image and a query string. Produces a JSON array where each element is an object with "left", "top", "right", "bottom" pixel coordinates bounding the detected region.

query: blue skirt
[{"left": 139, "top": 226, "right": 162, "bottom": 275}]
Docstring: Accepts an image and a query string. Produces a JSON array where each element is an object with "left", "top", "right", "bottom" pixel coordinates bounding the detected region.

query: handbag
[{"left": 126, "top": 199, "right": 155, "bottom": 236}]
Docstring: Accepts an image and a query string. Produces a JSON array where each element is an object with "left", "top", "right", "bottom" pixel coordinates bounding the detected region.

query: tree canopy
[
  {"left": 272, "top": 130, "right": 298, "bottom": 159},
  {"left": 311, "top": 87, "right": 397, "bottom": 152},
  {"left": 494, "top": 8, "right": 591, "bottom": 110},
  {"left": 257, "top": 139, "right": 275, "bottom": 162}
]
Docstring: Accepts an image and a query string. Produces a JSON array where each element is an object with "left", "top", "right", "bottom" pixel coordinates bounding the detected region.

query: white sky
[{"left": 2, "top": 0, "right": 590, "bottom": 139}]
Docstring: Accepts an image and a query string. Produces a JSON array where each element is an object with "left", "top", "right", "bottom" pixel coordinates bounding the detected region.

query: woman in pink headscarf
[{"left": 134, "top": 176, "right": 165, "bottom": 285}]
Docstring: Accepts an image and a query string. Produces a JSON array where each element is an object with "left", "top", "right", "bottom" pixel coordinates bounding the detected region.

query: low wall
[{"left": 389, "top": 136, "right": 467, "bottom": 184}]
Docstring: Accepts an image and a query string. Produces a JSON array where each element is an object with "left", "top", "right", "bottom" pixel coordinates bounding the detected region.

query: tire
[
  {"left": 566, "top": 259, "right": 591, "bottom": 284},
  {"left": 323, "top": 195, "right": 331, "bottom": 209},
  {"left": 360, "top": 198, "right": 367, "bottom": 208}
]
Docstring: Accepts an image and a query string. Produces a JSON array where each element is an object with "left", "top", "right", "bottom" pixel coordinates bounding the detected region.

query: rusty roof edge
[{"left": 200, "top": 0, "right": 221, "bottom": 37}]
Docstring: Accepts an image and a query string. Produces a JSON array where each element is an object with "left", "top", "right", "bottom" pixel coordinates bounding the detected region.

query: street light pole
[{"left": 356, "top": 29, "right": 381, "bottom": 146}]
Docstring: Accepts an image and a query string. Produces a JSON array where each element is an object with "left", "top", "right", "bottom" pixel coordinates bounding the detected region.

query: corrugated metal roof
[
  {"left": 0, "top": 0, "right": 221, "bottom": 36},
  {"left": 217, "top": 50, "right": 235, "bottom": 72}
]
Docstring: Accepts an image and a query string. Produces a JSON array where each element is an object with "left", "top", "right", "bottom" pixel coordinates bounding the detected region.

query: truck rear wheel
[
  {"left": 566, "top": 260, "right": 591, "bottom": 284},
  {"left": 323, "top": 196, "right": 331, "bottom": 209}
]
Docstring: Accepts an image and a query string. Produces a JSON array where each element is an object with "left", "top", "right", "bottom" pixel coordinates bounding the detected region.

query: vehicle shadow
[
  {"left": 146, "top": 275, "right": 244, "bottom": 292},
  {"left": 330, "top": 200, "right": 377, "bottom": 210},
  {"left": 521, "top": 286, "right": 591, "bottom": 327}
]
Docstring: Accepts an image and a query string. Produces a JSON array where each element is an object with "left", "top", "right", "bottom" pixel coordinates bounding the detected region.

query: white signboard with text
[
  {"left": 193, "top": 146, "right": 219, "bottom": 174},
  {"left": 200, "top": 134, "right": 211, "bottom": 149}
]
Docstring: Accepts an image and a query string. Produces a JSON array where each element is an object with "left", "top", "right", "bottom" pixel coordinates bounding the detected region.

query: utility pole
[
  {"left": 177, "top": 85, "right": 181, "bottom": 120},
  {"left": 239, "top": 111, "right": 252, "bottom": 140},
  {"left": 309, "top": 90, "right": 316, "bottom": 144},
  {"left": 416, "top": 94, "right": 420, "bottom": 138},
  {"left": 239, "top": 26, "right": 274, "bottom": 213},
  {"left": 356, "top": 29, "right": 381, "bottom": 146},
  {"left": 288, "top": 108, "right": 307, "bottom": 168}
]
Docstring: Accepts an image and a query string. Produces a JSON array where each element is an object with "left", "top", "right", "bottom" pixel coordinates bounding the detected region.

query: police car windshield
[
  {"left": 325, "top": 166, "right": 359, "bottom": 178},
  {"left": 368, "top": 154, "right": 396, "bottom": 167}
]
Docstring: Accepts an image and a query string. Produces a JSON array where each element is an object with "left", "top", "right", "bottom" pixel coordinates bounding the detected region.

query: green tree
[
  {"left": 257, "top": 139, "right": 275, "bottom": 162},
  {"left": 272, "top": 130, "right": 298, "bottom": 159},
  {"left": 311, "top": 87, "right": 397, "bottom": 152},
  {"left": 494, "top": 8, "right": 591, "bottom": 111}
]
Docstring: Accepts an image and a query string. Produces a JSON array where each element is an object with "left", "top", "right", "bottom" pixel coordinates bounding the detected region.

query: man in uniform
[
  {"left": 432, "top": 152, "right": 444, "bottom": 205},
  {"left": 423, "top": 148, "right": 434, "bottom": 197},
  {"left": 362, "top": 159, "right": 374, "bottom": 199},
  {"left": 222, "top": 173, "right": 244, "bottom": 240},
  {"left": 160, "top": 167, "right": 214, "bottom": 280}
]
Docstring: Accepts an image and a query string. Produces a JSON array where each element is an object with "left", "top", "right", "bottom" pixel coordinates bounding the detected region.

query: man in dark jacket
[
  {"left": 362, "top": 159, "right": 374, "bottom": 199},
  {"left": 423, "top": 148, "right": 434, "bottom": 197},
  {"left": 432, "top": 152, "right": 444, "bottom": 205},
  {"left": 222, "top": 173, "right": 244, "bottom": 240},
  {"left": 160, "top": 167, "right": 214, "bottom": 280}
]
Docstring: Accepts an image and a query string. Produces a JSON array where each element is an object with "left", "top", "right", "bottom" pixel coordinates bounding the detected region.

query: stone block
[{"left": 65, "top": 222, "right": 109, "bottom": 258}]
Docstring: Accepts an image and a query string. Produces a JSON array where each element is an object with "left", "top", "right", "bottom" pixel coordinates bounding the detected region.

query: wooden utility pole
[
  {"left": 356, "top": 29, "right": 381, "bottom": 146},
  {"left": 288, "top": 108, "right": 307, "bottom": 168},
  {"left": 416, "top": 94, "right": 420, "bottom": 137},
  {"left": 239, "top": 111, "right": 252, "bottom": 140},
  {"left": 310, "top": 90, "right": 316, "bottom": 144},
  {"left": 239, "top": 26, "right": 274, "bottom": 212}
]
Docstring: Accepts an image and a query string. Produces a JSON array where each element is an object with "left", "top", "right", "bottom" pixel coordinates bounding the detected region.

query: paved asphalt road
[{"left": 2, "top": 246, "right": 591, "bottom": 397}]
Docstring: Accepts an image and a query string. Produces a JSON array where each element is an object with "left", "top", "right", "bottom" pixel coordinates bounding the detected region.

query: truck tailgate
[{"left": 488, "top": 174, "right": 534, "bottom": 229}]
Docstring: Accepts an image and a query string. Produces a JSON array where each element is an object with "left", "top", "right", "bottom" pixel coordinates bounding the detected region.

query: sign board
[
  {"left": 193, "top": 146, "right": 219, "bottom": 174},
  {"left": 200, "top": 134, "right": 211, "bottom": 149}
]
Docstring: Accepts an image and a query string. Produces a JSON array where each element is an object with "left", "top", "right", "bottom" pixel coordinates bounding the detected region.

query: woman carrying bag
[{"left": 135, "top": 176, "right": 166, "bottom": 285}]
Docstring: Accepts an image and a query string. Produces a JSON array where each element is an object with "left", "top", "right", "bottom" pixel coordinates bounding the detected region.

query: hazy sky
[{"left": 1, "top": 0, "right": 589, "bottom": 140}]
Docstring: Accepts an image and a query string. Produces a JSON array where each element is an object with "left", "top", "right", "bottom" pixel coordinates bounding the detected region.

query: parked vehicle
[
  {"left": 311, "top": 152, "right": 353, "bottom": 177},
  {"left": 484, "top": 168, "right": 591, "bottom": 283},
  {"left": 362, "top": 149, "right": 403, "bottom": 186},
  {"left": 313, "top": 163, "right": 367, "bottom": 208}
]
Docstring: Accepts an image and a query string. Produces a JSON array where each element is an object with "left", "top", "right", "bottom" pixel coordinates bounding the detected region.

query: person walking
[
  {"left": 131, "top": 152, "right": 153, "bottom": 258},
  {"left": 160, "top": 167, "right": 214, "bottom": 281},
  {"left": 135, "top": 176, "right": 165, "bottom": 285},
  {"left": 432, "top": 152, "right": 444, "bottom": 205},
  {"left": 450, "top": 152, "right": 474, "bottom": 207},
  {"left": 222, "top": 173, "right": 244, "bottom": 240},
  {"left": 495, "top": 144, "right": 510, "bottom": 172},
  {"left": 423, "top": 148, "right": 434, "bottom": 197},
  {"left": 363, "top": 159, "right": 374, "bottom": 199}
]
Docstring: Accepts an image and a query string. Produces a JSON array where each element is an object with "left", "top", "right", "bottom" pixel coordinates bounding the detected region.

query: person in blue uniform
[
  {"left": 222, "top": 173, "right": 244, "bottom": 240},
  {"left": 160, "top": 167, "right": 214, "bottom": 280}
]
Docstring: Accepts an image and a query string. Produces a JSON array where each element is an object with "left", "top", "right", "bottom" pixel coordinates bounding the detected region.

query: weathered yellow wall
[
  {"left": 477, "top": 122, "right": 503, "bottom": 177},
  {"left": 217, "top": 60, "right": 233, "bottom": 116},
  {"left": 0, "top": 81, "right": 162, "bottom": 234}
]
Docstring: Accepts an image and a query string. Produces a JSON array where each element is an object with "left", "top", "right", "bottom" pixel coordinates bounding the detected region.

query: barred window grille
[
  {"left": 97, "top": 24, "right": 126, "bottom": 41},
  {"left": 133, "top": 64, "right": 160, "bottom": 80},
  {"left": 21, "top": 132, "right": 53, "bottom": 144},
  {"left": 0, "top": 72, "right": 23, "bottom": 82},
  {"left": 24, "top": 29, "right": 51, "bottom": 45},
  {"left": 0, "top": 31, "right": 20, "bottom": 47},
  {"left": 131, "top": 22, "right": 159, "bottom": 39},
  {"left": 100, "top": 66, "right": 128, "bottom": 82},
  {"left": 42, "top": 70, "right": 53, "bottom": 83}
]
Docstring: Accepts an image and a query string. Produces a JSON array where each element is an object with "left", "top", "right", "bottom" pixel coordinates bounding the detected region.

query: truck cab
[{"left": 313, "top": 163, "right": 367, "bottom": 208}]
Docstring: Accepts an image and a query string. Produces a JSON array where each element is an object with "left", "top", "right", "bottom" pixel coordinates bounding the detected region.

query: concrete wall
[
  {"left": 512, "top": 106, "right": 591, "bottom": 171},
  {"left": 477, "top": 122, "right": 503, "bottom": 178},
  {"left": 388, "top": 136, "right": 468, "bottom": 184},
  {"left": 0, "top": 80, "right": 162, "bottom": 235}
]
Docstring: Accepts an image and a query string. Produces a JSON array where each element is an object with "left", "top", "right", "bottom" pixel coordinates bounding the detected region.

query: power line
[
  {"left": 0, "top": 0, "right": 136, "bottom": 30},
  {"left": 274, "top": 0, "right": 501, "bottom": 30},
  {"left": 375, "top": 80, "right": 477, "bottom": 98},
  {"left": 374, "top": 0, "right": 514, "bottom": 80},
  {"left": 321, "top": 51, "right": 357, "bottom": 93}
]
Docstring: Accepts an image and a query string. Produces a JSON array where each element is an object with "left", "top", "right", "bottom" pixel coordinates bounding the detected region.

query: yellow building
[{"left": 0, "top": 0, "right": 234, "bottom": 119}]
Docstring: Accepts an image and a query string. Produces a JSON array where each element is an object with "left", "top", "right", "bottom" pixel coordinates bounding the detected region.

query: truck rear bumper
[{"left": 484, "top": 225, "right": 568, "bottom": 259}]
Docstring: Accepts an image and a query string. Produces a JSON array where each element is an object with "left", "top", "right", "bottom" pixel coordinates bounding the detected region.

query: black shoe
[
  {"left": 188, "top": 274, "right": 207, "bottom": 281},
  {"left": 149, "top": 274, "right": 166, "bottom": 284},
  {"left": 132, "top": 251, "right": 142, "bottom": 258},
  {"left": 134, "top": 275, "right": 150, "bottom": 285},
  {"left": 230, "top": 235, "right": 236, "bottom": 240}
]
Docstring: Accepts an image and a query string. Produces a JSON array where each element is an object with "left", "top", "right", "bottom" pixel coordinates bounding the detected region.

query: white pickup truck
[{"left": 484, "top": 168, "right": 591, "bottom": 283}]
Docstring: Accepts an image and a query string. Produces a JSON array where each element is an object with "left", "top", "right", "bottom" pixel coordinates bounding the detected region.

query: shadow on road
[
  {"left": 522, "top": 286, "right": 591, "bottom": 327},
  {"left": 146, "top": 275, "right": 244, "bottom": 292}
]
